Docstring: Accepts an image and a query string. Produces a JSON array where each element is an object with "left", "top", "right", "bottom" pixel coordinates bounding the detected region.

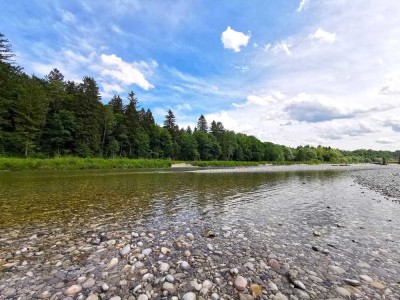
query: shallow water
[{"left": 0, "top": 166, "right": 399, "bottom": 299}]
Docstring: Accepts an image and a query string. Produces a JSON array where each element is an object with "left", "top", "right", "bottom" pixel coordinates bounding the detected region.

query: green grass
[
  {"left": 0, "top": 157, "right": 173, "bottom": 171},
  {"left": 0, "top": 157, "right": 362, "bottom": 171}
]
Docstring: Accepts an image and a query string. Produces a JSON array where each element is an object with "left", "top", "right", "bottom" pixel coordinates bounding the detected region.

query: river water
[{"left": 0, "top": 165, "right": 399, "bottom": 299}]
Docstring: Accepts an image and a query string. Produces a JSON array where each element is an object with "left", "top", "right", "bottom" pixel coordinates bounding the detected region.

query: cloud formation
[
  {"left": 100, "top": 54, "right": 155, "bottom": 91},
  {"left": 309, "top": 28, "right": 336, "bottom": 43},
  {"left": 284, "top": 94, "right": 351, "bottom": 122},
  {"left": 297, "top": 0, "right": 310, "bottom": 12},
  {"left": 221, "top": 26, "right": 250, "bottom": 52}
]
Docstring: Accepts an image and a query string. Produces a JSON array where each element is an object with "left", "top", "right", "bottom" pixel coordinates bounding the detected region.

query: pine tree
[
  {"left": 196, "top": 114, "right": 208, "bottom": 132},
  {"left": 0, "top": 33, "right": 15, "bottom": 63},
  {"left": 163, "top": 109, "right": 176, "bottom": 133},
  {"left": 74, "top": 76, "right": 102, "bottom": 156}
]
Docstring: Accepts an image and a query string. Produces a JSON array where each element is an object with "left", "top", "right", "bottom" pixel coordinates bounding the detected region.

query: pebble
[
  {"left": 165, "top": 274, "right": 175, "bottom": 283},
  {"left": 269, "top": 258, "right": 280, "bottom": 270},
  {"left": 359, "top": 274, "right": 373, "bottom": 282},
  {"left": 101, "top": 283, "right": 109, "bottom": 291},
  {"left": 230, "top": 268, "right": 239, "bottom": 275},
  {"left": 63, "top": 285, "right": 82, "bottom": 296},
  {"left": 335, "top": 286, "right": 351, "bottom": 297},
  {"left": 180, "top": 261, "right": 191, "bottom": 270},
  {"left": 293, "top": 280, "right": 306, "bottom": 290},
  {"left": 86, "top": 295, "right": 99, "bottom": 300},
  {"left": 329, "top": 265, "right": 346, "bottom": 274},
  {"left": 162, "top": 282, "right": 175, "bottom": 292},
  {"left": 211, "top": 293, "right": 219, "bottom": 300},
  {"left": 234, "top": 275, "right": 248, "bottom": 291},
  {"left": 107, "top": 257, "right": 119, "bottom": 269},
  {"left": 159, "top": 262, "right": 170, "bottom": 272},
  {"left": 137, "top": 294, "right": 148, "bottom": 300},
  {"left": 182, "top": 292, "right": 197, "bottom": 300},
  {"left": 344, "top": 278, "right": 360, "bottom": 286},
  {"left": 371, "top": 281, "right": 386, "bottom": 289},
  {"left": 82, "top": 278, "right": 96, "bottom": 289},
  {"left": 239, "top": 294, "right": 254, "bottom": 300},
  {"left": 267, "top": 281, "right": 279, "bottom": 291},
  {"left": 120, "top": 244, "right": 131, "bottom": 256},
  {"left": 142, "top": 248, "right": 152, "bottom": 256}
]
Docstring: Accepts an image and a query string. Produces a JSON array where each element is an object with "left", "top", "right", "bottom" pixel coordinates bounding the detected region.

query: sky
[{"left": 1, "top": 0, "right": 399, "bottom": 151}]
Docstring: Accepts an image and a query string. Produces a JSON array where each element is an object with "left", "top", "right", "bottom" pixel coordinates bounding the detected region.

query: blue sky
[{"left": 1, "top": 0, "right": 400, "bottom": 150}]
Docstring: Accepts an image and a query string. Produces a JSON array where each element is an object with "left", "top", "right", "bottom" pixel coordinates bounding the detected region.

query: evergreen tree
[
  {"left": 196, "top": 114, "right": 208, "bottom": 132},
  {"left": 163, "top": 109, "right": 176, "bottom": 133},
  {"left": 109, "top": 95, "right": 124, "bottom": 114},
  {"left": 74, "top": 76, "right": 102, "bottom": 156},
  {"left": 125, "top": 91, "right": 140, "bottom": 157},
  {"left": 12, "top": 75, "right": 49, "bottom": 156},
  {"left": 0, "top": 33, "right": 15, "bottom": 63}
]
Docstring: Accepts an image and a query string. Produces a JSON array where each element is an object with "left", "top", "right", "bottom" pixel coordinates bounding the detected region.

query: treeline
[{"left": 0, "top": 33, "right": 399, "bottom": 163}]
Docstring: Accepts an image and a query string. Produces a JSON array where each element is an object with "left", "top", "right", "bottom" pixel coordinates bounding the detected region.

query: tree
[
  {"left": 0, "top": 33, "right": 15, "bottom": 63},
  {"left": 108, "top": 95, "right": 124, "bottom": 114},
  {"left": 125, "top": 91, "right": 140, "bottom": 157},
  {"left": 41, "top": 109, "right": 76, "bottom": 155},
  {"left": 178, "top": 132, "right": 199, "bottom": 160},
  {"left": 163, "top": 109, "right": 177, "bottom": 133},
  {"left": 196, "top": 114, "right": 208, "bottom": 132},
  {"left": 74, "top": 76, "right": 102, "bottom": 156},
  {"left": 12, "top": 75, "right": 49, "bottom": 156}
]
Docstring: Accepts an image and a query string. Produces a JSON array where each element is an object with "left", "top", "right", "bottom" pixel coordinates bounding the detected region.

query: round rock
[
  {"left": 234, "top": 275, "right": 248, "bottom": 291},
  {"left": 63, "top": 285, "right": 82, "bottom": 296},
  {"left": 182, "top": 292, "right": 196, "bottom": 300}
]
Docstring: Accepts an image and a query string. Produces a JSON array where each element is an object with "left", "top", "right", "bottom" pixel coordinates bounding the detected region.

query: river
[{"left": 0, "top": 165, "right": 399, "bottom": 299}]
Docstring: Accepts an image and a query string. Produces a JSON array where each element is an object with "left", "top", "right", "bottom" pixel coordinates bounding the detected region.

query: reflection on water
[
  {"left": 1, "top": 167, "right": 400, "bottom": 298},
  {"left": 1, "top": 169, "right": 399, "bottom": 237},
  {"left": 0, "top": 170, "right": 344, "bottom": 227}
]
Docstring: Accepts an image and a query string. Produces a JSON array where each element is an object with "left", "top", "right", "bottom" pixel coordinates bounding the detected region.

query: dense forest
[{"left": 0, "top": 33, "right": 399, "bottom": 163}]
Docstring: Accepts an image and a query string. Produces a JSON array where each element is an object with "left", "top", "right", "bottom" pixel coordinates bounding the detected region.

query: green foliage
[
  {"left": 0, "top": 32, "right": 398, "bottom": 166},
  {"left": 0, "top": 157, "right": 172, "bottom": 171}
]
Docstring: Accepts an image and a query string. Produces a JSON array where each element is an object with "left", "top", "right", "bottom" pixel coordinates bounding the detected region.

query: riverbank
[
  {"left": 0, "top": 157, "right": 329, "bottom": 171},
  {"left": 353, "top": 164, "right": 400, "bottom": 200}
]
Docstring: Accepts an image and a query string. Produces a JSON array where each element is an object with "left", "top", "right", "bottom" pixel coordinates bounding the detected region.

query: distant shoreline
[{"left": 0, "top": 157, "right": 395, "bottom": 171}]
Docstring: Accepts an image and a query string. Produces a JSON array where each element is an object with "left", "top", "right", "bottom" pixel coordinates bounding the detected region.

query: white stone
[
  {"left": 63, "top": 285, "right": 82, "bottom": 296},
  {"left": 182, "top": 292, "right": 196, "bottom": 300}
]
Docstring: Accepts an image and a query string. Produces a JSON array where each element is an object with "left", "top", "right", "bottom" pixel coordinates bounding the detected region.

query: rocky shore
[
  {"left": 353, "top": 164, "right": 400, "bottom": 201},
  {"left": 1, "top": 165, "right": 400, "bottom": 300}
]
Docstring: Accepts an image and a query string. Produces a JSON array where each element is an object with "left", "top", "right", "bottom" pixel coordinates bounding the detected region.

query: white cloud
[
  {"left": 309, "top": 28, "right": 336, "bottom": 43},
  {"left": 221, "top": 26, "right": 250, "bottom": 52},
  {"left": 297, "top": 0, "right": 310, "bottom": 12},
  {"left": 380, "top": 70, "right": 400, "bottom": 95},
  {"left": 100, "top": 54, "right": 155, "bottom": 90},
  {"left": 284, "top": 94, "right": 352, "bottom": 122},
  {"left": 60, "top": 9, "right": 75, "bottom": 23},
  {"left": 102, "top": 83, "right": 124, "bottom": 94},
  {"left": 376, "top": 138, "right": 397, "bottom": 144},
  {"left": 270, "top": 41, "right": 292, "bottom": 56},
  {"left": 384, "top": 119, "right": 400, "bottom": 132},
  {"left": 176, "top": 103, "right": 192, "bottom": 111}
]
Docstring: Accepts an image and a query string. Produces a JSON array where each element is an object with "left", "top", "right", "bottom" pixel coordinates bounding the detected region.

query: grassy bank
[
  {"left": 0, "top": 157, "right": 333, "bottom": 171},
  {"left": 0, "top": 157, "right": 173, "bottom": 171}
]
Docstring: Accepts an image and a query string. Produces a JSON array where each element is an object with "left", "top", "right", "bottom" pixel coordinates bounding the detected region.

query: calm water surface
[
  {"left": 1, "top": 168, "right": 399, "bottom": 239},
  {"left": 1, "top": 167, "right": 400, "bottom": 298}
]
